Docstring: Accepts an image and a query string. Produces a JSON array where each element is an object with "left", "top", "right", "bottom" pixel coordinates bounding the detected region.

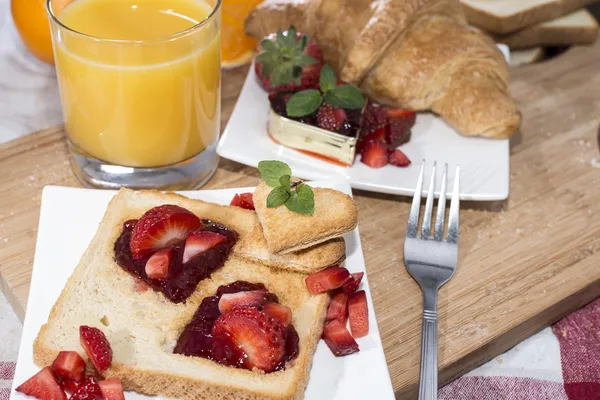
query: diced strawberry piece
[
  {"left": 144, "top": 248, "right": 173, "bottom": 279},
  {"left": 305, "top": 266, "right": 351, "bottom": 294},
  {"left": 16, "top": 367, "right": 67, "bottom": 400},
  {"left": 342, "top": 272, "right": 364, "bottom": 295},
  {"left": 218, "top": 290, "right": 268, "bottom": 313},
  {"left": 388, "top": 149, "right": 411, "bottom": 167},
  {"left": 130, "top": 205, "right": 201, "bottom": 260},
  {"left": 212, "top": 306, "right": 286, "bottom": 373},
  {"left": 70, "top": 376, "right": 101, "bottom": 400},
  {"left": 387, "top": 108, "right": 416, "bottom": 122},
  {"left": 360, "top": 140, "right": 388, "bottom": 168},
  {"left": 230, "top": 193, "right": 255, "bottom": 210},
  {"left": 51, "top": 351, "right": 85, "bottom": 383},
  {"left": 79, "top": 326, "right": 112, "bottom": 373},
  {"left": 322, "top": 320, "right": 359, "bottom": 356},
  {"left": 326, "top": 290, "right": 348, "bottom": 324},
  {"left": 98, "top": 377, "right": 125, "bottom": 400},
  {"left": 263, "top": 302, "right": 292, "bottom": 327},
  {"left": 357, "top": 128, "right": 386, "bottom": 154},
  {"left": 182, "top": 231, "right": 228, "bottom": 264},
  {"left": 361, "top": 101, "right": 388, "bottom": 133},
  {"left": 62, "top": 380, "right": 81, "bottom": 395},
  {"left": 348, "top": 290, "right": 369, "bottom": 338},
  {"left": 386, "top": 108, "right": 416, "bottom": 146}
]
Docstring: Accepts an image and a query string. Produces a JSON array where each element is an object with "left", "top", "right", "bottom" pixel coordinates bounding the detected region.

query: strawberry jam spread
[{"left": 174, "top": 281, "right": 300, "bottom": 373}]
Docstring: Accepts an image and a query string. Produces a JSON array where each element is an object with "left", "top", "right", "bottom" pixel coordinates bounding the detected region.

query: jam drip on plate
[{"left": 114, "top": 219, "right": 237, "bottom": 303}]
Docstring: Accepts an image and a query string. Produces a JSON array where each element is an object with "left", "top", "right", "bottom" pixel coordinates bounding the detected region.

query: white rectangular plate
[
  {"left": 218, "top": 46, "right": 511, "bottom": 201},
  {"left": 12, "top": 181, "right": 394, "bottom": 400}
]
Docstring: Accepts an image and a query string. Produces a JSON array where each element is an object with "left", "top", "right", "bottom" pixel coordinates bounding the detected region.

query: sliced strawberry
[
  {"left": 322, "top": 320, "right": 359, "bottom": 356},
  {"left": 230, "top": 192, "right": 255, "bottom": 210},
  {"left": 387, "top": 108, "right": 417, "bottom": 122},
  {"left": 61, "top": 380, "right": 81, "bottom": 395},
  {"left": 263, "top": 302, "right": 292, "bottom": 327},
  {"left": 51, "top": 351, "right": 85, "bottom": 383},
  {"left": 144, "top": 248, "right": 173, "bottom": 279},
  {"left": 218, "top": 290, "right": 268, "bottom": 313},
  {"left": 348, "top": 290, "right": 369, "bottom": 338},
  {"left": 70, "top": 376, "right": 101, "bottom": 400},
  {"left": 357, "top": 127, "right": 386, "bottom": 154},
  {"left": 16, "top": 367, "right": 67, "bottom": 400},
  {"left": 326, "top": 290, "right": 348, "bottom": 324},
  {"left": 79, "top": 326, "right": 112, "bottom": 373},
  {"left": 386, "top": 108, "right": 416, "bottom": 146},
  {"left": 130, "top": 205, "right": 201, "bottom": 259},
  {"left": 305, "top": 266, "right": 351, "bottom": 294},
  {"left": 361, "top": 102, "right": 388, "bottom": 133},
  {"left": 342, "top": 272, "right": 364, "bottom": 295},
  {"left": 360, "top": 140, "right": 388, "bottom": 168},
  {"left": 182, "top": 231, "right": 228, "bottom": 264},
  {"left": 98, "top": 377, "right": 125, "bottom": 400},
  {"left": 388, "top": 149, "right": 411, "bottom": 167},
  {"left": 212, "top": 306, "right": 286, "bottom": 373}
]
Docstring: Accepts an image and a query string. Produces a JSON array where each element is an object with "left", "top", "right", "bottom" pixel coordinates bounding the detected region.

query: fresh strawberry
[
  {"left": 263, "top": 302, "right": 292, "bottom": 327},
  {"left": 322, "top": 320, "right": 359, "bottom": 356},
  {"left": 212, "top": 306, "right": 286, "bottom": 373},
  {"left": 70, "top": 377, "right": 101, "bottom": 400},
  {"left": 387, "top": 108, "right": 416, "bottom": 126},
  {"left": 388, "top": 149, "right": 411, "bottom": 167},
  {"left": 230, "top": 192, "right": 255, "bottom": 210},
  {"left": 79, "top": 326, "right": 112, "bottom": 373},
  {"left": 361, "top": 102, "right": 388, "bottom": 133},
  {"left": 326, "top": 290, "right": 348, "bottom": 324},
  {"left": 357, "top": 128, "right": 386, "bottom": 154},
  {"left": 15, "top": 367, "right": 67, "bottom": 400},
  {"left": 62, "top": 380, "right": 81, "bottom": 395},
  {"left": 255, "top": 27, "right": 323, "bottom": 93},
  {"left": 182, "top": 231, "right": 228, "bottom": 264},
  {"left": 130, "top": 205, "right": 201, "bottom": 259},
  {"left": 98, "top": 377, "right": 125, "bottom": 400},
  {"left": 386, "top": 108, "right": 415, "bottom": 146},
  {"left": 348, "top": 290, "right": 369, "bottom": 338},
  {"left": 218, "top": 290, "right": 268, "bottom": 313},
  {"left": 317, "top": 103, "right": 344, "bottom": 132},
  {"left": 360, "top": 140, "right": 388, "bottom": 168},
  {"left": 51, "top": 351, "right": 85, "bottom": 383},
  {"left": 342, "top": 272, "right": 364, "bottom": 295},
  {"left": 144, "top": 248, "right": 173, "bottom": 279},
  {"left": 305, "top": 266, "right": 351, "bottom": 294}
]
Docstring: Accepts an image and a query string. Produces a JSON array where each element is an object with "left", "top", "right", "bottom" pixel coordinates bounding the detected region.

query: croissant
[{"left": 245, "top": 0, "right": 522, "bottom": 139}]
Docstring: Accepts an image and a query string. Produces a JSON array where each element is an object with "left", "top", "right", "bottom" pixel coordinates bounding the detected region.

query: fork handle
[{"left": 418, "top": 292, "right": 439, "bottom": 400}]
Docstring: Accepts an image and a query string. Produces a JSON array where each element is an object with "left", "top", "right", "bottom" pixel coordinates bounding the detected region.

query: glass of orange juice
[{"left": 47, "top": 0, "right": 221, "bottom": 189}]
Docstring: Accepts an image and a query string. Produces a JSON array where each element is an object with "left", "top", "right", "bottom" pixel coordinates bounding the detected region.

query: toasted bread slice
[
  {"left": 253, "top": 182, "right": 359, "bottom": 254},
  {"left": 33, "top": 190, "right": 329, "bottom": 399}
]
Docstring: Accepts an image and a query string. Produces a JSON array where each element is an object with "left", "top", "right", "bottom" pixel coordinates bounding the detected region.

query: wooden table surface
[{"left": 1, "top": 40, "right": 600, "bottom": 398}]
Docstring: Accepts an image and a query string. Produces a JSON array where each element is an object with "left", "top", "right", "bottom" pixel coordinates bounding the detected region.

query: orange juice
[{"left": 52, "top": 0, "right": 221, "bottom": 167}]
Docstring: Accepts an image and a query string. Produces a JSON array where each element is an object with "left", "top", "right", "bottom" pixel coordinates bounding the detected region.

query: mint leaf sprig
[
  {"left": 258, "top": 160, "right": 315, "bottom": 215},
  {"left": 286, "top": 65, "right": 365, "bottom": 117}
]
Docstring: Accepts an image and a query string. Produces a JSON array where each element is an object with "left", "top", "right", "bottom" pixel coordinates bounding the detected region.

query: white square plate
[
  {"left": 218, "top": 46, "right": 511, "bottom": 201},
  {"left": 12, "top": 181, "right": 394, "bottom": 400}
]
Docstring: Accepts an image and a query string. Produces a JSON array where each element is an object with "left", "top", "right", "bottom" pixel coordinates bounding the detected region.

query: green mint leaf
[
  {"left": 279, "top": 174, "right": 291, "bottom": 191},
  {"left": 258, "top": 160, "right": 292, "bottom": 187},
  {"left": 284, "top": 183, "right": 315, "bottom": 215},
  {"left": 319, "top": 65, "right": 337, "bottom": 94},
  {"left": 286, "top": 89, "right": 323, "bottom": 117},
  {"left": 260, "top": 39, "right": 277, "bottom": 52},
  {"left": 325, "top": 84, "right": 365, "bottom": 109},
  {"left": 267, "top": 186, "right": 290, "bottom": 208}
]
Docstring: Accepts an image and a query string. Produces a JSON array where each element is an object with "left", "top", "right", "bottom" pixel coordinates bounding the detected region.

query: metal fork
[{"left": 403, "top": 161, "right": 460, "bottom": 400}]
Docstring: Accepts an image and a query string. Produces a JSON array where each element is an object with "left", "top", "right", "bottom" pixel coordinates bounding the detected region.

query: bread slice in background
[
  {"left": 509, "top": 47, "right": 545, "bottom": 67},
  {"left": 33, "top": 190, "right": 329, "bottom": 400},
  {"left": 461, "top": 0, "right": 598, "bottom": 34},
  {"left": 253, "top": 182, "right": 358, "bottom": 255}
]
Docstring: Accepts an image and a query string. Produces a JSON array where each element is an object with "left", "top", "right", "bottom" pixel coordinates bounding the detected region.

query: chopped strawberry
[
  {"left": 70, "top": 377, "right": 101, "bottom": 400},
  {"left": 386, "top": 108, "right": 415, "bottom": 146},
  {"left": 218, "top": 290, "right": 268, "bottom": 313},
  {"left": 360, "top": 140, "right": 388, "bottom": 168},
  {"left": 182, "top": 231, "right": 228, "bottom": 264},
  {"left": 263, "top": 302, "right": 292, "bottom": 327},
  {"left": 388, "top": 149, "right": 411, "bottom": 167},
  {"left": 317, "top": 103, "right": 344, "bottom": 132},
  {"left": 230, "top": 193, "right": 255, "bottom": 210},
  {"left": 15, "top": 367, "right": 67, "bottom": 400},
  {"left": 342, "top": 272, "right": 364, "bottom": 295},
  {"left": 348, "top": 290, "right": 369, "bottom": 338},
  {"left": 62, "top": 380, "right": 81, "bottom": 395},
  {"left": 130, "top": 205, "right": 201, "bottom": 260},
  {"left": 305, "top": 266, "right": 351, "bottom": 294},
  {"left": 79, "top": 326, "right": 112, "bottom": 373},
  {"left": 51, "top": 351, "right": 85, "bottom": 383},
  {"left": 144, "top": 248, "right": 173, "bottom": 279},
  {"left": 322, "top": 320, "right": 359, "bottom": 356},
  {"left": 326, "top": 290, "right": 348, "bottom": 324},
  {"left": 98, "top": 377, "right": 125, "bottom": 400},
  {"left": 387, "top": 108, "right": 417, "bottom": 123},
  {"left": 361, "top": 102, "right": 388, "bottom": 133},
  {"left": 357, "top": 127, "right": 386, "bottom": 154},
  {"left": 212, "top": 306, "right": 286, "bottom": 373}
]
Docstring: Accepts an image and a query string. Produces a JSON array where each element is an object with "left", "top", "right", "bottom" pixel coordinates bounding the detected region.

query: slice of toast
[
  {"left": 509, "top": 47, "right": 545, "bottom": 67},
  {"left": 33, "top": 189, "right": 330, "bottom": 399},
  {"left": 253, "top": 182, "right": 358, "bottom": 254}
]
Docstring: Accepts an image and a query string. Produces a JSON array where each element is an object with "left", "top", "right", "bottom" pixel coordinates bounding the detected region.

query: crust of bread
[
  {"left": 33, "top": 190, "right": 330, "bottom": 400},
  {"left": 252, "top": 182, "right": 358, "bottom": 254}
]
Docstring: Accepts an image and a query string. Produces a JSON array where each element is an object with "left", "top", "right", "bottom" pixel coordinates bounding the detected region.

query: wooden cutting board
[{"left": 1, "top": 40, "right": 600, "bottom": 398}]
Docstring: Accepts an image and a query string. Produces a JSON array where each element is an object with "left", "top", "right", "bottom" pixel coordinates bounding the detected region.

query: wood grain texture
[{"left": 2, "top": 40, "right": 600, "bottom": 398}]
